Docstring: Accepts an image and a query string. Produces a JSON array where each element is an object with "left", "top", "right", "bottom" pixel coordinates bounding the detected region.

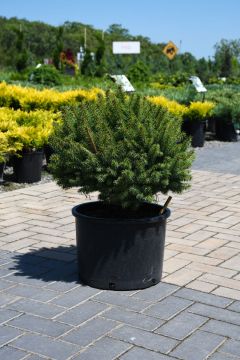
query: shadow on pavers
[{"left": 8, "top": 245, "right": 87, "bottom": 285}]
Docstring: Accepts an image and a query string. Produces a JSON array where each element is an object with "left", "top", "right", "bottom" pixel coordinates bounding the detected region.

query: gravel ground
[
  {"left": 0, "top": 167, "right": 53, "bottom": 193},
  {"left": 193, "top": 136, "right": 240, "bottom": 175}
]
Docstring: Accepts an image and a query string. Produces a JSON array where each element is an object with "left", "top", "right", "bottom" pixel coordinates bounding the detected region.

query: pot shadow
[{"left": 7, "top": 245, "right": 86, "bottom": 285}]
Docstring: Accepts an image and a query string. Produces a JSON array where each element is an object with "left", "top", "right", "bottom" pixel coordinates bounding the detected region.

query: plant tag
[
  {"left": 109, "top": 75, "right": 135, "bottom": 92},
  {"left": 189, "top": 76, "right": 207, "bottom": 92}
]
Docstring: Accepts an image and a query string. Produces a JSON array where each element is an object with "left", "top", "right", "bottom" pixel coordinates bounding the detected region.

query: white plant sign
[
  {"left": 189, "top": 76, "right": 207, "bottom": 92},
  {"left": 109, "top": 75, "right": 135, "bottom": 92},
  {"left": 112, "top": 41, "right": 141, "bottom": 54}
]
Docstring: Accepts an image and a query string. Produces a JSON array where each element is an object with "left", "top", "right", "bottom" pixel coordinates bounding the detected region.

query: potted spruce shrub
[
  {"left": 50, "top": 91, "right": 194, "bottom": 290},
  {"left": 182, "top": 101, "right": 215, "bottom": 147}
]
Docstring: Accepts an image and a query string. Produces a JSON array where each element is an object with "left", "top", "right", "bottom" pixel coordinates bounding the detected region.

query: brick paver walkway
[{"left": 0, "top": 169, "right": 240, "bottom": 359}]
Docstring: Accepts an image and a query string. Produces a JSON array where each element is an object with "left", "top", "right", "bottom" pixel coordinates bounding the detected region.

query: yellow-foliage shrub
[
  {"left": 148, "top": 96, "right": 215, "bottom": 121},
  {"left": 0, "top": 107, "right": 60, "bottom": 160},
  {"left": 184, "top": 101, "right": 215, "bottom": 121},
  {"left": 148, "top": 96, "right": 187, "bottom": 117},
  {"left": 0, "top": 82, "right": 105, "bottom": 112}
]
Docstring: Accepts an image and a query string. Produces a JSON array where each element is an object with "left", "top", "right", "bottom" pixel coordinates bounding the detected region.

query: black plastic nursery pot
[
  {"left": 13, "top": 150, "right": 43, "bottom": 183},
  {"left": 0, "top": 162, "right": 5, "bottom": 184},
  {"left": 44, "top": 144, "right": 54, "bottom": 167},
  {"left": 182, "top": 120, "right": 205, "bottom": 147},
  {"left": 215, "top": 118, "right": 238, "bottom": 142},
  {"left": 72, "top": 201, "right": 171, "bottom": 291}
]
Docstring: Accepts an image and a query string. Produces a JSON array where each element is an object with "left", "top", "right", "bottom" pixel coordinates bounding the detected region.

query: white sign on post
[
  {"left": 109, "top": 75, "right": 135, "bottom": 92},
  {"left": 112, "top": 41, "right": 140, "bottom": 54},
  {"left": 189, "top": 76, "right": 207, "bottom": 92}
]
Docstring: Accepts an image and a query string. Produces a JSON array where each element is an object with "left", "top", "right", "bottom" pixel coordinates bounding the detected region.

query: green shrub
[
  {"left": 128, "top": 61, "right": 150, "bottom": 83},
  {"left": 49, "top": 91, "right": 194, "bottom": 210},
  {"left": 29, "top": 65, "right": 62, "bottom": 86}
]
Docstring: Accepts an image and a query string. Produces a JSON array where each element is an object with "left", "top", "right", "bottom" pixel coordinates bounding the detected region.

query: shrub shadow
[{"left": 8, "top": 245, "right": 85, "bottom": 284}]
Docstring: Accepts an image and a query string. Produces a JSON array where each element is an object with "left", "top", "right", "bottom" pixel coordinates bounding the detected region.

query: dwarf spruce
[{"left": 50, "top": 91, "right": 194, "bottom": 210}]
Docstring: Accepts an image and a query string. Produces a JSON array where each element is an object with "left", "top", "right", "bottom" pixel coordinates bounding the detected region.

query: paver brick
[
  {"left": 45, "top": 280, "right": 79, "bottom": 292},
  {"left": 221, "top": 254, "right": 240, "bottom": 271},
  {"left": 227, "top": 300, "right": 240, "bottom": 312},
  {"left": 50, "top": 286, "right": 101, "bottom": 307},
  {"left": 205, "top": 226, "right": 240, "bottom": 237},
  {"left": 144, "top": 295, "right": 193, "bottom": 320},
  {"left": 55, "top": 300, "right": 108, "bottom": 325},
  {"left": 0, "top": 346, "right": 28, "bottom": 360},
  {"left": 166, "top": 243, "right": 210, "bottom": 256},
  {"left": 188, "top": 303, "right": 240, "bottom": 326},
  {"left": 0, "top": 292, "right": 19, "bottom": 307},
  {"left": 110, "top": 325, "right": 179, "bottom": 354},
  {"left": 0, "top": 279, "right": 15, "bottom": 291},
  {"left": 208, "top": 352, "right": 240, "bottom": 360},
  {"left": 0, "top": 309, "right": 21, "bottom": 324},
  {"left": 213, "top": 287, "right": 240, "bottom": 300},
  {"left": 201, "top": 319, "right": 240, "bottom": 340},
  {"left": 6, "top": 284, "right": 60, "bottom": 302},
  {"left": 0, "top": 326, "right": 23, "bottom": 346},
  {"left": 186, "top": 280, "right": 218, "bottom": 293},
  {"left": 93, "top": 292, "right": 151, "bottom": 312},
  {"left": 103, "top": 307, "right": 164, "bottom": 331},
  {"left": 208, "top": 246, "right": 240, "bottom": 260},
  {"left": 10, "top": 333, "right": 81, "bottom": 360},
  {"left": 218, "top": 339, "right": 240, "bottom": 357},
  {"left": 174, "top": 288, "right": 232, "bottom": 308},
  {"left": 170, "top": 330, "right": 225, "bottom": 360},
  {"left": 185, "top": 230, "right": 217, "bottom": 242},
  {"left": 175, "top": 252, "right": 222, "bottom": 266},
  {"left": 131, "top": 282, "right": 179, "bottom": 302},
  {"left": 177, "top": 223, "right": 205, "bottom": 234},
  {"left": 25, "top": 219, "right": 62, "bottom": 228},
  {"left": 8, "top": 313, "right": 72, "bottom": 337},
  {"left": 197, "top": 238, "right": 228, "bottom": 250},
  {"left": 0, "top": 223, "right": 32, "bottom": 235},
  {"left": 199, "top": 273, "right": 240, "bottom": 291},
  {"left": 74, "top": 336, "right": 132, "bottom": 360},
  {"left": 155, "top": 311, "right": 207, "bottom": 340},
  {"left": 163, "top": 268, "right": 202, "bottom": 286},
  {"left": 163, "top": 249, "right": 179, "bottom": 260},
  {"left": 62, "top": 317, "right": 118, "bottom": 347},
  {"left": 8, "top": 298, "right": 65, "bottom": 318},
  {"left": 0, "top": 267, "right": 16, "bottom": 278},
  {"left": 21, "top": 355, "right": 44, "bottom": 360},
  {"left": 163, "top": 258, "right": 191, "bottom": 274},
  {"left": 0, "top": 230, "right": 37, "bottom": 243},
  {"left": 30, "top": 233, "right": 70, "bottom": 244},
  {"left": 120, "top": 347, "right": 174, "bottom": 360}
]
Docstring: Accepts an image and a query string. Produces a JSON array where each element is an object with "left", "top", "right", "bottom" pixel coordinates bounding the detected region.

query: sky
[{"left": 1, "top": 0, "right": 240, "bottom": 59}]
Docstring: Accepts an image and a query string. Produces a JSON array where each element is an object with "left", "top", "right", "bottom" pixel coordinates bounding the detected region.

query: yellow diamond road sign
[{"left": 163, "top": 41, "right": 178, "bottom": 60}]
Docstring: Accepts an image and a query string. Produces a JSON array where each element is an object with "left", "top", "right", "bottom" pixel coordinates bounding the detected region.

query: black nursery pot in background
[
  {"left": 182, "top": 120, "right": 205, "bottom": 148},
  {"left": 44, "top": 144, "right": 54, "bottom": 167},
  {"left": 72, "top": 201, "right": 171, "bottom": 291},
  {"left": 0, "top": 162, "right": 5, "bottom": 184},
  {"left": 13, "top": 150, "right": 43, "bottom": 183},
  {"left": 215, "top": 118, "right": 238, "bottom": 142}
]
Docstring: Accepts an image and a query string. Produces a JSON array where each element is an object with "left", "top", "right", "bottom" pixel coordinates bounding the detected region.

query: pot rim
[{"left": 72, "top": 201, "right": 171, "bottom": 224}]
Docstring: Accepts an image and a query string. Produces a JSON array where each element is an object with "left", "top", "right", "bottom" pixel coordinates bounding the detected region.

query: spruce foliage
[{"left": 49, "top": 91, "right": 194, "bottom": 209}]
